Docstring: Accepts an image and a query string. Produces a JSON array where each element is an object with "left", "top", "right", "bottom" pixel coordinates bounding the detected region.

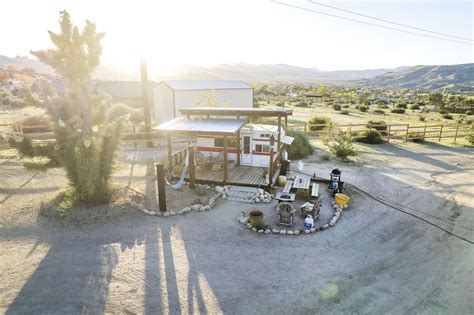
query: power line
[
  {"left": 308, "top": 0, "right": 474, "bottom": 42},
  {"left": 271, "top": 1, "right": 474, "bottom": 46}
]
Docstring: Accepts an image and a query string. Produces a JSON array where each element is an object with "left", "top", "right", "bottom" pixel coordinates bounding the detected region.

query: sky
[{"left": 0, "top": 0, "right": 472, "bottom": 74}]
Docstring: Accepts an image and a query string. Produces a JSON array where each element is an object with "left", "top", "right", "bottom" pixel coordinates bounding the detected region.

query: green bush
[
  {"left": 466, "top": 133, "right": 474, "bottom": 144},
  {"left": 419, "top": 116, "right": 425, "bottom": 122},
  {"left": 342, "top": 104, "right": 350, "bottom": 108},
  {"left": 307, "top": 116, "right": 332, "bottom": 131},
  {"left": 408, "top": 132, "right": 424, "bottom": 143},
  {"left": 295, "top": 101, "right": 309, "bottom": 107},
  {"left": 465, "top": 110, "right": 472, "bottom": 115},
  {"left": 391, "top": 108, "right": 406, "bottom": 114},
  {"left": 333, "top": 104, "right": 342, "bottom": 111},
  {"left": 286, "top": 130, "right": 313, "bottom": 160},
  {"left": 442, "top": 114, "right": 453, "bottom": 120},
  {"left": 373, "top": 109, "right": 385, "bottom": 115},
  {"left": 439, "top": 109, "right": 447, "bottom": 114},
  {"left": 108, "top": 103, "right": 143, "bottom": 123},
  {"left": 409, "top": 104, "right": 420, "bottom": 110},
  {"left": 323, "top": 128, "right": 358, "bottom": 161},
  {"left": 358, "top": 105, "right": 368, "bottom": 112},
  {"left": 367, "top": 120, "right": 388, "bottom": 134},
  {"left": 395, "top": 102, "right": 407, "bottom": 109},
  {"left": 356, "top": 130, "right": 384, "bottom": 144},
  {"left": 275, "top": 101, "right": 284, "bottom": 107},
  {"left": 340, "top": 110, "right": 349, "bottom": 115}
]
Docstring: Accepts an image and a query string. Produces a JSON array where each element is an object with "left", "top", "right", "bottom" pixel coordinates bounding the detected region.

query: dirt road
[{"left": 1, "top": 142, "right": 473, "bottom": 314}]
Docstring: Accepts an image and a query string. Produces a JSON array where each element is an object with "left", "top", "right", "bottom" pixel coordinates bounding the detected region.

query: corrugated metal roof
[
  {"left": 154, "top": 117, "right": 247, "bottom": 135},
  {"left": 162, "top": 81, "right": 252, "bottom": 91}
]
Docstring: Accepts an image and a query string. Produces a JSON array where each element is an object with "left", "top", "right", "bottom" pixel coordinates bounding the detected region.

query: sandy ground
[{"left": 0, "top": 141, "right": 473, "bottom": 314}]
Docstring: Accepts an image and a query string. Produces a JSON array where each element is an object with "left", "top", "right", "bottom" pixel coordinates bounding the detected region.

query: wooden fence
[
  {"left": 2, "top": 120, "right": 473, "bottom": 147},
  {"left": 302, "top": 122, "right": 473, "bottom": 143}
]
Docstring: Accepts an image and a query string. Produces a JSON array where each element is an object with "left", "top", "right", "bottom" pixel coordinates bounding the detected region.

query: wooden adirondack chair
[{"left": 276, "top": 202, "right": 296, "bottom": 226}]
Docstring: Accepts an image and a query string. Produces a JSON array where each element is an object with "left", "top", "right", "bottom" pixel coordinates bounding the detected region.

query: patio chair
[
  {"left": 276, "top": 202, "right": 296, "bottom": 226},
  {"left": 301, "top": 197, "right": 322, "bottom": 220}
]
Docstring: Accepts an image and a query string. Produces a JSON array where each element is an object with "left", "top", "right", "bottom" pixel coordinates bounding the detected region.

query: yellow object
[
  {"left": 335, "top": 193, "right": 350, "bottom": 206},
  {"left": 277, "top": 175, "right": 287, "bottom": 186}
]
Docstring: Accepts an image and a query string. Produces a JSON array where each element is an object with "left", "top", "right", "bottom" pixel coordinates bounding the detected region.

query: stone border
[
  {"left": 237, "top": 199, "right": 349, "bottom": 236},
  {"left": 125, "top": 185, "right": 230, "bottom": 217}
]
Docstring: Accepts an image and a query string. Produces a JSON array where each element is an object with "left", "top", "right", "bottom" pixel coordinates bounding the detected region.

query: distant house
[
  {"left": 153, "top": 81, "right": 253, "bottom": 123},
  {"left": 95, "top": 81, "right": 156, "bottom": 107}
]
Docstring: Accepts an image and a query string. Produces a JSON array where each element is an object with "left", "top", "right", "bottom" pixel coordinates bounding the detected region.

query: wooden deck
[{"left": 182, "top": 165, "right": 279, "bottom": 187}]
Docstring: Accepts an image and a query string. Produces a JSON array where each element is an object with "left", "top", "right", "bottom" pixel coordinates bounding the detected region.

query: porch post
[
  {"left": 277, "top": 115, "right": 282, "bottom": 151},
  {"left": 269, "top": 146, "right": 274, "bottom": 185},
  {"left": 223, "top": 136, "right": 228, "bottom": 182},
  {"left": 284, "top": 115, "right": 288, "bottom": 132},
  {"left": 167, "top": 134, "right": 172, "bottom": 172},
  {"left": 188, "top": 142, "right": 195, "bottom": 189},
  {"left": 236, "top": 131, "right": 241, "bottom": 166}
]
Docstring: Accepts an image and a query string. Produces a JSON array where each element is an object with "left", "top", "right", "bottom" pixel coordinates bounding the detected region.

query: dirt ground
[{"left": 1, "top": 141, "right": 473, "bottom": 314}]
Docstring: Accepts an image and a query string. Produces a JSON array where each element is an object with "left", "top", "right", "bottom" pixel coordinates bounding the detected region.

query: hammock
[{"left": 165, "top": 149, "right": 190, "bottom": 190}]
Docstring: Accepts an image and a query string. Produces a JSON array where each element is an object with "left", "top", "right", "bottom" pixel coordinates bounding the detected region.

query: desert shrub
[
  {"left": 21, "top": 115, "right": 53, "bottom": 133},
  {"left": 108, "top": 103, "right": 143, "bottom": 123},
  {"left": 275, "top": 101, "right": 284, "bottom": 107},
  {"left": 295, "top": 101, "right": 309, "bottom": 107},
  {"left": 466, "top": 133, "right": 474, "bottom": 144},
  {"left": 395, "top": 102, "right": 407, "bottom": 109},
  {"left": 373, "top": 109, "right": 385, "bottom": 114},
  {"left": 465, "top": 110, "right": 472, "bottom": 115},
  {"left": 356, "top": 130, "right": 384, "bottom": 144},
  {"left": 342, "top": 104, "right": 350, "bottom": 108},
  {"left": 333, "top": 104, "right": 342, "bottom": 111},
  {"left": 358, "top": 105, "right": 368, "bottom": 112},
  {"left": 2, "top": 96, "right": 10, "bottom": 105},
  {"left": 286, "top": 130, "right": 313, "bottom": 160},
  {"left": 419, "top": 116, "right": 425, "bottom": 122},
  {"left": 391, "top": 108, "right": 406, "bottom": 114},
  {"left": 307, "top": 116, "right": 332, "bottom": 131},
  {"left": 323, "top": 127, "right": 358, "bottom": 161},
  {"left": 408, "top": 132, "right": 424, "bottom": 143},
  {"left": 442, "top": 114, "right": 453, "bottom": 120},
  {"left": 377, "top": 103, "right": 388, "bottom": 109},
  {"left": 340, "top": 110, "right": 349, "bottom": 115},
  {"left": 367, "top": 120, "right": 388, "bottom": 134},
  {"left": 439, "top": 109, "right": 447, "bottom": 114},
  {"left": 409, "top": 104, "right": 420, "bottom": 110}
]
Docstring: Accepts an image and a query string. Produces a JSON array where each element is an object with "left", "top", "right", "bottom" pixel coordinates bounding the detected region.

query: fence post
[
  {"left": 423, "top": 124, "right": 427, "bottom": 140},
  {"left": 454, "top": 123, "right": 459, "bottom": 143},
  {"left": 304, "top": 123, "right": 307, "bottom": 134},
  {"left": 405, "top": 124, "right": 409, "bottom": 142},
  {"left": 156, "top": 163, "right": 167, "bottom": 213},
  {"left": 439, "top": 125, "right": 443, "bottom": 142},
  {"left": 387, "top": 124, "right": 391, "bottom": 142},
  {"left": 133, "top": 125, "right": 137, "bottom": 149},
  {"left": 188, "top": 143, "right": 195, "bottom": 189}
]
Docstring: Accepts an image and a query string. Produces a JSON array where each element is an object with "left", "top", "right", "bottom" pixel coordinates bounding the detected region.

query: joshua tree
[{"left": 10, "top": 11, "right": 122, "bottom": 203}]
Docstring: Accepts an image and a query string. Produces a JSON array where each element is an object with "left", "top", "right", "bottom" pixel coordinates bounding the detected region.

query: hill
[{"left": 359, "top": 63, "right": 474, "bottom": 91}]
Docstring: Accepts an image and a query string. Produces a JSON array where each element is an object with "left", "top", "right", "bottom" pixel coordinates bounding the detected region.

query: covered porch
[{"left": 154, "top": 107, "right": 293, "bottom": 188}]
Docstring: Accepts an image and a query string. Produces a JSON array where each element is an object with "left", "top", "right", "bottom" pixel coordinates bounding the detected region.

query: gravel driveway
[{"left": 1, "top": 142, "right": 473, "bottom": 314}]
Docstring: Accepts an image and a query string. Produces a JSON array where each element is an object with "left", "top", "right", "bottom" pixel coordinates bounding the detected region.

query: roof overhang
[
  {"left": 154, "top": 117, "right": 247, "bottom": 136},
  {"left": 179, "top": 107, "right": 293, "bottom": 117}
]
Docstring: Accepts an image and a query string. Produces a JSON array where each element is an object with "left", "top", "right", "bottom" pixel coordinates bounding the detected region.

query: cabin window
[
  {"left": 260, "top": 133, "right": 271, "bottom": 138},
  {"left": 255, "top": 144, "right": 270, "bottom": 153},
  {"left": 214, "top": 138, "right": 237, "bottom": 148}
]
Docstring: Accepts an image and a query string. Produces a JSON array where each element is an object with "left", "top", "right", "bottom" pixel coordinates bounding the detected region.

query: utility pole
[{"left": 140, "top": 58, "right": 153, "bottom": 147}]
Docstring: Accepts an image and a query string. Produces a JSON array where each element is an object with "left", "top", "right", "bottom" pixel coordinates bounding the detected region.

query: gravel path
[{"left": 1, "top": 142, "right": 473, "bottom": 314}]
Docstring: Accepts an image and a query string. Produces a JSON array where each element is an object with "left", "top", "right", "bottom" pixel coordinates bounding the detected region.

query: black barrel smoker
[{"left": 329, "top": 167, "right": 344, "bottom": 194}]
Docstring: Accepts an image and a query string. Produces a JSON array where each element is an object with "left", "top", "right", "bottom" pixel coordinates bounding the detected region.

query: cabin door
[{"left": 241, "top": 134, "right": 252, "bottom": 165}]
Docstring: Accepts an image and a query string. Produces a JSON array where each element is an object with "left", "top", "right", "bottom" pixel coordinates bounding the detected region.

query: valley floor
[{"left": 1, "top": 141, "right": 473, "bottom": 314}]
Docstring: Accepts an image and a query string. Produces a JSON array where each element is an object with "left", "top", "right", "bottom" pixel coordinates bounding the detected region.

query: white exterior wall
[
  {"left": 153, "top": 84, "right": 174, "bottom": 123},
  {"left": 154, "top": 83, "right": 253, "bottom": 123},
  {"left": 174, "top": 89, "right": 253, "bottom": 116},
  {"left": 195, "top": 126, "right": 284, "bottom": 168}
]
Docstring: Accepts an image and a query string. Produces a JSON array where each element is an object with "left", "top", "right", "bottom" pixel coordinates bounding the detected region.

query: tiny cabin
[
  {"left": 155, "top": 107, "right": 293, "bottom": 187},
  {"left": 196, "top": 124, "right": 284, "bottom": 168}
]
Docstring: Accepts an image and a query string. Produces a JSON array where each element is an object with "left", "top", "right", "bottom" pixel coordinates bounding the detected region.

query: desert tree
[{"left": 9, "top": 11, "right": 122, "bottom": 203}]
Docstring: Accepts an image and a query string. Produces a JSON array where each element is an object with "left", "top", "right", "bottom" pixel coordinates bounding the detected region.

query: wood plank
[{"left": 311, "top": 183, "right": 319, "bottom": 197}]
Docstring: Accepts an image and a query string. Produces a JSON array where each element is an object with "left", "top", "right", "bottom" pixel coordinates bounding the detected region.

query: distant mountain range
[
  {"left": 358, "top": 63, "right": 473, "bottom": 91},
  {"left": 1, "top": 55, "right": 472, "bottom": 91}
]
